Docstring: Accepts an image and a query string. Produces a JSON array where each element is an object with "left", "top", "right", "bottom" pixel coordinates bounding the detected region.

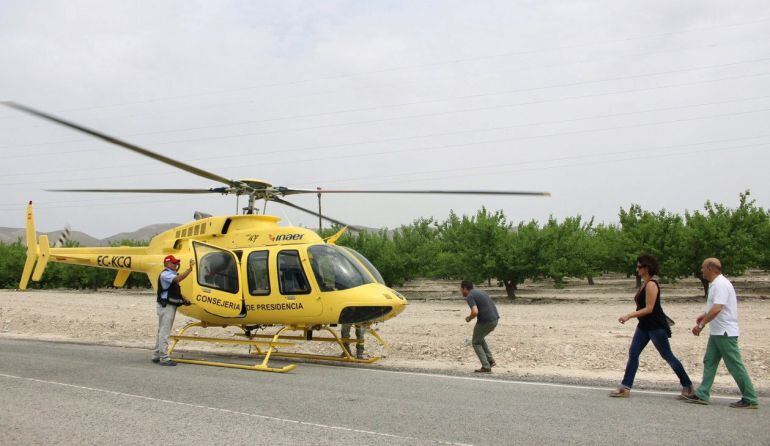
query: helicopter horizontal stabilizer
[
  {"left": 31, "top": 235, "right": 51, "bottom": 281},
  {"left": 113, "top": 270, "right": 132, "bottom": 287}
]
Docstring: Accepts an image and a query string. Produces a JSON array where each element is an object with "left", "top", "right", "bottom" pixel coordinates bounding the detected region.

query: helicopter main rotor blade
[
  {"left": 2, "top": 101, "right": 245, "bottom": 190},
  {"left": 45, "top": 188, "right": 229, "bottom": 194},
  {"left": 271, "top": 197, "right": 360, "bottom": 231},
  {"left": 277, "top": 188, "right": 551, "bottom": 197}
]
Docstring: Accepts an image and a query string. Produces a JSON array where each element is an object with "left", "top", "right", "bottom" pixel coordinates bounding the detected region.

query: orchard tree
[
  {"left": 760, "top": 209, "right": 770, "bottom": 271},
  {"left": 492, "top": 220, "right": 543, "bottom": 298},
  {"left": 590, "top": 223, "right": 626, "bottom": 281},
  {"left": 683, "top": 191, "right": 768, "bottom": 296},
  {"left": 538, "top": 216, "right": 597, "bottom": 287},
  {"left": 391, "top": 217, "right": 440, "bottom": 278},
  {"left": 618, "top": 204, "right": 689, "bottom": 287},
  {"left": 435, "top": 208, "right": 510, "bottom": 286},
  {"left": 0, "top": 240, "right": 25, "bottom": 288}
]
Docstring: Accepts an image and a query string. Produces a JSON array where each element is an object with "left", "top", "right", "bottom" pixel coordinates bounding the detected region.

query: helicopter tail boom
[{"left": 19, "top": 202, "right": 153, "bottom": 289}]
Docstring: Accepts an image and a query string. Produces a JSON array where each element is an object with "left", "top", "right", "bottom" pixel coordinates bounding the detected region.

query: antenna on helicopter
[{"left": 317, "top": 186, "right": 322, "bottom": 233}]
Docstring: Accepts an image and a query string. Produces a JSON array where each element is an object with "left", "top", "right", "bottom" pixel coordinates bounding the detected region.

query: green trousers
[
  {"left": 695, "top": 334, "right": 757, "bottom": 405},
  {"left": 472, "top": 319, "right": 498, "bottom": 369},
  {"left": 340, "top": 323, "right": 365, "bottom": 357}
]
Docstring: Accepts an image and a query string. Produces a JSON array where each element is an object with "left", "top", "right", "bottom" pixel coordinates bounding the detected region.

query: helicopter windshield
[
  {"left": 341, "top": 247, "right": 386, "bottom": 285},
  {"left": 308, "top": 244, "right": 373, "bottom": 292}
]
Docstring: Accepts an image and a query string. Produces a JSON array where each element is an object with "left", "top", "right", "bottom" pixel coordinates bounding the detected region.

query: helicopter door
[
  {"left": 276, "top": 249, "right": 322, "bottom": 316},
  {"left": 191, "top": 241, "right": 245, "bottom": 318}
]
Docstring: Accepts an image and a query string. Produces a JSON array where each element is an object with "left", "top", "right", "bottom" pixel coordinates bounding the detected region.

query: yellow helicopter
[{"left": 5, "top": 101, "right": 550, "bottom": 373}]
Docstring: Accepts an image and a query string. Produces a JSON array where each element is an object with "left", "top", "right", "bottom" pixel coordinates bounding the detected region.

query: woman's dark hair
[{"left": 636, "top": 254, "right": 659, "bottom": 276}]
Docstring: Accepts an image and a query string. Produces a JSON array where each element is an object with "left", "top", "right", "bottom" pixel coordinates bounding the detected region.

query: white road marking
[
  {"left": 0, "top": 372, "right": 472, "bottom": 446},
  {"left": 311, "top": 364, "right": 736, "bottom": 400}
]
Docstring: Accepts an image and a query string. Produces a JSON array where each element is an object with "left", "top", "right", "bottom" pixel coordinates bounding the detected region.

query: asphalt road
[{"left": 0, "top": 339, "right": 766, "bottom": 445}]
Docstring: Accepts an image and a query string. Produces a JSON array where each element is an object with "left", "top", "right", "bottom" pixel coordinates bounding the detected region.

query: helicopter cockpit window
[
  {"left": 277, "top": 250, "right": 311, "bottom": 295},
  {"left": 308, "top": 245, "right": 373, "bottom": 292},
  {"left": 247, "top": 250, "right": 270, "bottom": 296},
  {"left": 341, "top": 247, "right": 386, "bottom": 285},
  {"left": 195, "top": 243, "right": 239, "bottom": 294}
]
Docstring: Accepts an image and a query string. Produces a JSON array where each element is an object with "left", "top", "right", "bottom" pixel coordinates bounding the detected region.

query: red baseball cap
[{"left": 163, "top": 255, "right": 181, "bottom": 264}]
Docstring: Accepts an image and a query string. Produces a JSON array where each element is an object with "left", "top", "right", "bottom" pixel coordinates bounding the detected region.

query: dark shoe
[
  {"left": 474, "top": 367, "right": 492, "bottom": 373},
  {"left": 151, "top": 358, "right": 160, "bottom": 364},
  {"left": 729, "top": 399, "right": 758, "bottom": 409},
  {"left": 682, "top": 394, "right": 709, "bottom": 405},
  {"left": 609, "top": 388, "right": 630, "bottom": 398},
  {"left": 159, "top": 360, "right": 177, "bottom": 367},
  {"left": 678, "top": 387, "right": 695, "bottom": 400},
  {"left": 356, "top": 353, "right": 365, "bottom": 360},
  {"left": 489, "top": 360, "right": 496, "bottom": 367}
]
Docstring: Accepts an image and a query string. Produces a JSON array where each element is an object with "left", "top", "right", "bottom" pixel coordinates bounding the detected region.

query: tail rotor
[{"left": 55, "top": 225, "right": 71, "bottom": 248}]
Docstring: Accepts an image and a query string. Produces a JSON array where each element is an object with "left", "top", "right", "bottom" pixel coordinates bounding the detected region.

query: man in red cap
[{"left": 152, "top": 255, "right": 195, "bottom": 366}]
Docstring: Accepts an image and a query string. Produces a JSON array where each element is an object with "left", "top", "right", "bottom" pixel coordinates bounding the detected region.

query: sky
[{"left": 1, "top": 1, "right": 769, "bottom": 238}]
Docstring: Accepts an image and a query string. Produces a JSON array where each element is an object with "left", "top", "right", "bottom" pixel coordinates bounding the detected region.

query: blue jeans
[{"left": 621, "top": 327, "right": 692, "bottom": 390}]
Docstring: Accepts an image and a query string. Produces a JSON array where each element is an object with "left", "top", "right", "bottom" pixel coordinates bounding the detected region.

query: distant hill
[
  {"left": 0, "top": 224, "right": 179, "bottom": 247},
  {"left": 103, "top": 223, "right": 180, "bottom": 244}
]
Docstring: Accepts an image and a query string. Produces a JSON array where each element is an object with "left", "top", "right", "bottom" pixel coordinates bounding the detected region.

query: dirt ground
[{"left": 1, "top": 272, "right": 768, "bottom": 395}]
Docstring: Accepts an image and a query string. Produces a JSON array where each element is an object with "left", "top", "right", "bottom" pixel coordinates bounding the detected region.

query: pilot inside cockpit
[{"left": 200, "top": 251, "right": 237, "bottom": 292}]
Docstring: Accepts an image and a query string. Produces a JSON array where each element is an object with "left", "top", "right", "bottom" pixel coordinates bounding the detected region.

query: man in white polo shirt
[{"left": 684, "top": 258, "right": 758, "bottom": 409}]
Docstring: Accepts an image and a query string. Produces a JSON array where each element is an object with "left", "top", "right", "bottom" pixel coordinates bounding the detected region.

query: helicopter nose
[
  {"left": 339, "top": 306, "right": 393, "bottom": 324},
  {"left": 336, "top": 286, "right": 408, "bottom": 324},
  {"left": 385, "top": 289, "right": 408, "bottom": 318}
]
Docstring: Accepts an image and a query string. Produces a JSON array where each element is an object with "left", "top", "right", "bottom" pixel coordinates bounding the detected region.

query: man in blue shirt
[
  {"left": 152, "top": 255, "right": 194, "bottom": 366},
  {"left": 461, "top": 280, "right": 500, "bottom": 373}
]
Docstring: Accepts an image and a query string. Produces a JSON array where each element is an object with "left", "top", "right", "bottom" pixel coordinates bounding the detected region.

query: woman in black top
[{"left": 610, "top": 254, "right": 693, "bottom": 398}]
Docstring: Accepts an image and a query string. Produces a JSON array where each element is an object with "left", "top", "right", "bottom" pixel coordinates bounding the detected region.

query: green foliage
[
  {"left": 618, "top": 205, "right": 689, "bottom": 282},
  {"left": 435, "top": 208, "right": 509, "bottom": 284},
  {"left": 683, "top": 191, "right": 769, "bottom": 294},
  {"left": 493, "top": 220, "right": 543, "bottom": 297},
  {"left": 591, "top": 224, "right": 626, "bottom": 275},
  {"left": 391, "top": 218, "right": 441, "bottom": 279},
  {"left": 0, "top": 239, "right": 26, "bottom": 288},
  {"left": 539, "top": 216, "right": 599, "bottom": 287},
  {"left": 1, "top": 192, "right": 768, "bottom": 295}
]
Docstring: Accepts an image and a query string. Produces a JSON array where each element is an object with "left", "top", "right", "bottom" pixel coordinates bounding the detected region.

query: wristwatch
[{"left": 698, "top": 323, "right": 705, "bottom": 329}]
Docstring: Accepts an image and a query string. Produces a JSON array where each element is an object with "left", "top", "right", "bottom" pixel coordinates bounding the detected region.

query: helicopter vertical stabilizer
[{"left": 19, "top": 201, "right": 40, "bottom": 290}]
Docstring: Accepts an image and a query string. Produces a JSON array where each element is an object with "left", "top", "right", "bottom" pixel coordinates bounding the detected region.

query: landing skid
[
  {"left": 243, "top": 326, "right": 388, "bottom": 365},
  {"left": 167, "top": 322, "right": 389, "bottom": 372},
  {"left": 168, "top": 322, "right": 296, "bottom": 372}
]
